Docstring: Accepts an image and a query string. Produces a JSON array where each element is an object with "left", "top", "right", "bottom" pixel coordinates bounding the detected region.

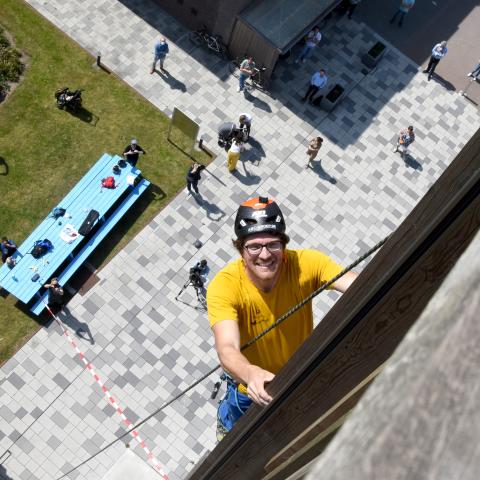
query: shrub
[{"left": 0, "top": 27, "right": 23, "bottom": 95}]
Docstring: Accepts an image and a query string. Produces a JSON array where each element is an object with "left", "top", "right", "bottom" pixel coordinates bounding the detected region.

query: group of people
[{"left": 2, "top": 237, "right": 64, "bottom": 309}]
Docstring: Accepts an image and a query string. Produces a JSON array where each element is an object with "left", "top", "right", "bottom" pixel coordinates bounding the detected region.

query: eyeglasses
[{"left": 243, "top": 241, "right": 284, "bottom": 255}]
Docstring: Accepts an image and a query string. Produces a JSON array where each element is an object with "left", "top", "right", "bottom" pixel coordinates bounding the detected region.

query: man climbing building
[{"left": 207, "top": 196, "right": 357, "bottom": 440}]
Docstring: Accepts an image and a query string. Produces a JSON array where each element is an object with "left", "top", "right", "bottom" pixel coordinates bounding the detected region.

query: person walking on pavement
[
  {"left": 207, "top": 196, "right": 357, "bottom": 440},
  {"left": 389, "top": 0, "right": 415, "bottom": 28},
  {"left": 123, "top": 139, "right": 146, "bottom": 167},
  {"left": 306, "top": 136, "right": 323, "bottom": 168},
  {"left": 302, "top": 69, "right": 328, "bottom": 104},
  {"left": 467, "top": 59, "right": 480, "bottom": 80},
  {"left": 151, "top": 37, "right": 169, "bottom": 73},
  {"left": 423, "top": 41, "right": 448, "bottom": 81},
  {"left": 295, "top": 27, "right": 322, "bottom": 64},
  {"left": 393, "top": 125, "right": 415, "bottom": 157},
  {"left": 227, "top": 136, "right": 243, "bottom": 172},
  {"left": 238, "top": 57, "right": 256, "bottom": 93},
  {"left": 186, "top": 161, "right": 206, "bottom": 196}
]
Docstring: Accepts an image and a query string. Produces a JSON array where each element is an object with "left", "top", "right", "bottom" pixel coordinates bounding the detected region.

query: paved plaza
[{"left": 0, "top": 1, "right": 479, "bottom": 479}]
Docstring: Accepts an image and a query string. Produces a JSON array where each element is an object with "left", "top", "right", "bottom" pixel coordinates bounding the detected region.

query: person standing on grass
[
  {"left": 186, "top": 161, "right": 206, "bottom": 195},
  {"left": 1, "top": 237, "right": 17, "bottom": 263},
  {"left": 151, "top": 37, "right": 169, "bottom": 74},
  {"left": 423, "top": 41, "right": 448, "bottom": 81},
  {"left": 123, "top": 139, "right": 146, "bottom": 167},
  {"left": 306, "top": 136, "right": 323, "bottom": 168}
]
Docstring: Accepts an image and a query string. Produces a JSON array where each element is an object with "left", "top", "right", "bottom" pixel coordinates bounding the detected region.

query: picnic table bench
[{"left": 0, "top": 153, "right": 150, "bottom": 315}]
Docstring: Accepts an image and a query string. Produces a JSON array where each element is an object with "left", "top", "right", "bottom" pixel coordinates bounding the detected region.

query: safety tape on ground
[{"left": 43, "top": 301, "right": 168, "bottom": 479}]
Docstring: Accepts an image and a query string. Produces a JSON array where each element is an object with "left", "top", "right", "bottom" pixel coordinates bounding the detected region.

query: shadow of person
[
  {"left": 156, "top": 69, "right": 187, "bottom": 92},
  {"left": 232, "top": 162, "right": 262, "bottom": 186},
  {"left": 429, "top": 74, "right": 456, "bottom": 91},
  {"left": 243, "top": 90, "right": 272, "bottom": 112},
  {"left": 403, "top": 154, "right": 423, "bottom": 171},
  {"left": 57, "top": 305, "right": 95, "bottom": 345},
  {"left": 309, "top": 161, "right": 337, "bottom": 184},
  {"left": 0, "top": 156, "right": 8, "bottom": 176},
  {"left": 70, "top": 106, "right": 99, "bottom": 126},
  {"left": 193, "top": 193, "right": 226, "bottom": 221},
  {"left": 244, "top": 137, "right": 266, "bottom": 166}
]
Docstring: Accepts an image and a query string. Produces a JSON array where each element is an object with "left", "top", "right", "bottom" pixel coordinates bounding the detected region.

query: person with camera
[
  {"left": 237, "top": 56, "right": 256, "bottom": 93},
  {"left": 207, "top": 196, "right": 357, "bottom": 440},
  {"left": 44, "top": 278, "right": 64, "bottom": 309},
  {"left": 186, "top": 161, "right": 206, "bottom": 196},
  {"left": 123, "top": 139, "right": 146, "bottom": 167}
]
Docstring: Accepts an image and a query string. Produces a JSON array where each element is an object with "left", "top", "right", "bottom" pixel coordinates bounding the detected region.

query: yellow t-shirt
[{"left": 207, "top": 249, "right": 343, "bottom": 379}]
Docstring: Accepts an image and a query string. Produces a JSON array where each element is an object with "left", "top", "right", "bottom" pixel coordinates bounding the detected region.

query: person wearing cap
[
  {"left": 207, "top": 196, "right": 357, "bottom": 440},
  {"left": 123, "top": 139, "right": 146, "bottom": 167},
  {"left": 44, "top": 278, "right": 64, "bottom": 308},
  {"left": 423, "top": 41, "right": 448, "bottom": 81},
  {"left": 151, "top": 37, "right": 169, "bottom": 74}
]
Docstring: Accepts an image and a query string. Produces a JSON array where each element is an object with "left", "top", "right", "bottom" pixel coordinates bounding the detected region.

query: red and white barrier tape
[{"left": 43, "top": 301, "right": 168, "bottom": 479}]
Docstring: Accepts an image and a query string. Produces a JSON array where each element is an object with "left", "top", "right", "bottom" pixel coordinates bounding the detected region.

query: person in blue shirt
[
  {"left": 1, "top": 237, "right": 17, "bottom": 263},
  {"left": 302, "top": 69, "right": 328, "bottom": 104},
  {"left": 389, "top": 0, "right": 415, "bottom": 28},
  {"left": 423, "top": 41, "right": 448, "bottom": 81},
  {"left": 151, "top": 37, "right": 169, "bottom": 74}
]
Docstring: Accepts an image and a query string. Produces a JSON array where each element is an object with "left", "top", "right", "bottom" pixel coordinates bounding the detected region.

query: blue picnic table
[{"left": 0, "top": 153, "right": 150, "bottom": 315}]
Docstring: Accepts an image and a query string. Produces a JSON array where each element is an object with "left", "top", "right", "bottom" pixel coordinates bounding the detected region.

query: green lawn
[{"left": 0, "top": 0, "right": 210, "bottom": 364}]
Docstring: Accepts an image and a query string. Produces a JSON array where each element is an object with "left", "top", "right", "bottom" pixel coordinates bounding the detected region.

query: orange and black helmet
[{"left": 234, "top": 196, "right": 286, "bottom": 239}]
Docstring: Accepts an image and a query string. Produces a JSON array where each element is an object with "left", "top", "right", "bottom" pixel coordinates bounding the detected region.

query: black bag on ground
[{"left": 78, "top": 209, "right": 99, "bottom": 236}]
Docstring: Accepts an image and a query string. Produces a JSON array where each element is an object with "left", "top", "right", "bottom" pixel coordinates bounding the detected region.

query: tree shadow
[
  {"left": 309, "top": 161, "right": 337, "bottom": 184},
  {"left": 403, "top": 154, "right": 423, "bottom": 171},
  {"left": 69, "top": 106, "right": 99, "bottom": 126},
  {"left": 156, "top": 68, "right": 187, "bottom": 92},
  {"left": 0, "top": 156, "right": 8, "bottom": 175},
  {"left": 232, "top": 162, "right": 262, "bottom": 186},
  {"left": 192, "top": 193, "right": 226, "bottom": 221},
  {"left": 57, "top": 305, "right": 95, "bottom": 345}
]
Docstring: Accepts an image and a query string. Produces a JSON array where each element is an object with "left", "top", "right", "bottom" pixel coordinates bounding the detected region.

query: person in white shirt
[
  {"left": 295, "top": 27, "right": 322, "bottom": 64},
  {"left": 302, "top": 69, "right": 328, "bottom": 104},
  {"left": 238, "top": 113, "right": 252, "bottom": 139},
  {"left": 423, "top": 41, "right": 448, "bottom": 81}
]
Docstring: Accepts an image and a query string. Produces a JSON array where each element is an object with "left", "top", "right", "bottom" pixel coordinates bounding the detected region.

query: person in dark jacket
[
  {"left": 44, "top": 278, "right": 64, "bottom": 307},
  {"left": 1, "top": 237, "right": 17, "bottom": 263},
  {"left": 186, "top": 162, "right": 206, "bottom": 195},
  {"left": 123, "top": 139, "right": 146, "bottom": 167}
]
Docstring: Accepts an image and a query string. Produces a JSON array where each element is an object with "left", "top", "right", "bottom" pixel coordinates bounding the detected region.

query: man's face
[{"left": 241, "top": 233, "right": 284, "bottom": 286}]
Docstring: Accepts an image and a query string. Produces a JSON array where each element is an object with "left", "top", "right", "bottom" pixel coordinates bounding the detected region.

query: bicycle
[
  {"left": 189, "top": 26, "right": 228, "bottom": 58},
  {"left": 229, "top": 56, "right": 269, "bottom": 92}
]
